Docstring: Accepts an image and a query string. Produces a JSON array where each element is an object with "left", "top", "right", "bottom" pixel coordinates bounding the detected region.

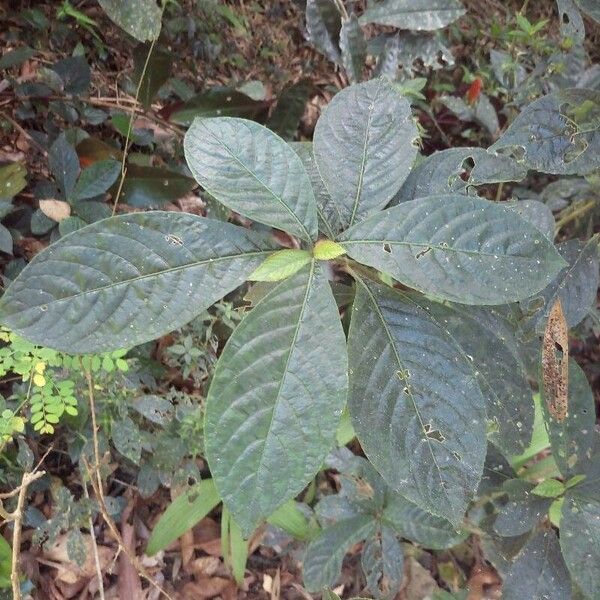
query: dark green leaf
[
  {"left": 359, "top": 0, "right": 466, "bottom": 30},
  {"left": 361, "top": 526, "right": 404, "bottom": 597},
  {"left": 494, "top": 480, "right": 552, "bottom": 537},
  {"left": 347, "top": 280, "right": 486, "bottom": 524},
  {"left": 49, "top": 133, "right": 80, "bottom": 200},
  {"left": 185, "top": 117, "right": 318, "bottom": 242},
  {"left": 560, "top": 493, "right": 600, "bottom": 598},
  {"left": 306, "top": 0, "right": 342, "bottom": 63},
  {"left": 98, "top": 0, "right": 162, "bottom": 42},
  {"left": 0, "top": 224, "right": 13, "bottom": 255},
  {"left": 490, "top": 88, "right": 600, "bottom": 175},
  {"left": 503, "top": 529, "right": 571, "bottom": 600},
  {"left": 304, "top": 515, "right": 376, "bottom": 592},
  {"left": 340, "top": 16, "right": 366, "bottom": 84},
  {"left": 313, "top": 79, "right": 418, "bottom": 230},
  {"left": 111, "top": 415, "right": 142, "bottom": 463},
  {"left": 0, "top": 212, "right": 278, "bottom": 353},
  {"left": 205, "top": 263, "right": 348, "bottom": 535},
  {"left": 507, "top": 200, "right": 555, "bottom": 240},
  {"left": 131, "top": 395, "right": 174, "bottom": 425},
  {"left": 133, "top": 44, "right": 172, "bottom": 110},
  {"left": 169, "top": 89, "right": 265, "bottom": 126},
  {"left": 51, "top": 56, "right": 91, "bottom": 95},
  {"left": 58, "top": 215, "right": 87, "bottom": 236},
  {"left": 119, "top": 165, "right": 196, "bottom": 208},
  {"left": 0, "top": 47, "right": 35, "bottom": 70},
  {"left": 72, "top": 160, "right": 121, "bottom": 201},
  {"left": 267, "top": 81, "right": 312, "bottom": 140},
  {"left": 342, "top": 195, "right": 565, "bottom": 305},
  {"left": 147, "top": 479, "right": 220, "bottom": 555}
]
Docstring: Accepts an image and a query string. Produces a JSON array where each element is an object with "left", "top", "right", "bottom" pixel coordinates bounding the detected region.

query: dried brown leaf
[
  {"left": 39, "top": 199, "right": 71, "bottom": 222},
  {"left": 542, "top": 299, "right": 569, "bottom": 422}
]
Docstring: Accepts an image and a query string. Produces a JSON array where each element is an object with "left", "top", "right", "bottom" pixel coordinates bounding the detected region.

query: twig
[
  {"left": 0, "top": 110, "right": 47, "bottom": 156},
  {"left": 332, "top": 0, "right": 349, "bottom": 21},
  {"left": 554, "top": 200, "right": 596, "bottom": 234},
  {"left": 82, "top": 473, "right": 106, "bottom": 600}
]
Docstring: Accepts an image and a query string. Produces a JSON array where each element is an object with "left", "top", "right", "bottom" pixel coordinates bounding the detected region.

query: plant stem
[
  {"left": 82, "top": 473, "right": 106, "bottom": 600},
  {"left": 554, "top": 200, "right": 596, "bottom": 235},
  {"left": 332, "top": 0, "right": 349, "bottom": 21}
]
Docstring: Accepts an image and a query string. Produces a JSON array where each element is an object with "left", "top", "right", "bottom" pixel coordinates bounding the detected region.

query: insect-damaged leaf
[
  {"left": 359, "top": 0, "right": 466, "bottom": 30},
  {"left": 185, "top": 117, "right": 318, "bottom": 242},
  {"left": 0, "top": 213, "right": 279, "bottom": 353},
  {"left": 313, "top": 78, "right": 418, "bottom": 231},
  {"left": 347, "top": 280, "right": 486, "bottom": 524},
  {"left": 204, "top": 263, "right": 348, "bottom": 536},
  {"left": 490, "top": 88, "right": 600, "bottom": 175},
  {"left": 542, "top": 299, "right": 569, "bottom": 423},
  {"left": 340, "top": 195, "right": 566, "bottom": 305}
]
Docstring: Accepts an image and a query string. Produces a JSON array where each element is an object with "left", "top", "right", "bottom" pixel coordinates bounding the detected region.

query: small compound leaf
[
  {"left": 383, "top": 493, "right": 467, "bottom": 549},
  {"left": 542, "top": 299, "right": 569, "bottom": 423},
  {"left": 347, "top": 280, "right": 486, "bottom": 524},
  {"left": 48, "top": 133, "right": 80, "bottom": 200},
  {"left": 339, "top": 15, "right": 366, "bottom": 84},
  {"left": 267, "top": 80, "right": 313, "bottom": 140},
  {"left": 359, "top": 0, "right": 466, "bottom": 30},
  {"left": 119, "top": 165, "right": 196, "bottom": 208},
  {"left": 248, "top": 249, "right": 312, "bottom": 281},
  {"left": 205, "top": 263, "right": 348, "bottom": 535},
  {"left": 292, "top": 142, "right": 341, "bottom": 238},
  {"left": 306, "top": 0, "right": 342, "bottom": 63},
  {"left": 361, "top": 526, "right": 404, "bottom": 597},
  {"left": 98, "top": 0, "right": 162, "bottom": 42},
  {"left": 0, "top": 212, "right": 279, "bottom": 353},
  {"left": 523, "top": 238, "right": 600, "bottom": 333},
  {"left": 490, "top": 88, "right": 600, "bottom": 175},
  {"left": 147, "top": 479, "right": 220, "bottom": 555},
  {"left": 560, "top": 494, "right": 600, "bottom": 598},
  {"left": 392, "top": 147, "right": 527, "bottom": 204},
  {"left": 303, "top": 515, "right": 376, "bottom": 593},
  {"left": 185, "top": 117, "right": 318, "bottom": 242},
  {"left": 314, "top": 79, "right": 418, "bottom": 230},
  {"left": 493, "top": 480, "right": 552, "bottom": 537},
  {"left": 542, "top": 360, "right": 595, "bottom": 477},
  {"left": 341, "top": 195, "right": 566, "bottom": 305},
  {"left": 503, "top": 529, "right": 571, "bottom": 600},
  {"left": 72, "top": 159, "right": 121, "bottom": 201},
  {"left": 169, "top": 89, "right": 266, "bottom": 126}
]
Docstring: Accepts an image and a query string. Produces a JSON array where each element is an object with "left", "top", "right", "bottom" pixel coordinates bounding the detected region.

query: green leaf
[
  {"left": 0, "top": 212, "right": 278, "bottom": 353},
  {"left": 490, "top": 89, "right": 600, "bottom": 176},
  {"left": 0, "top": 162, "right": 27, "bottom": 199},
  {"left": 313, "top": 239, "right": 346, "bottom": 260},
  {"left": 306, "top": 0, "right": 342, "bottom": 63},
  {"left": 532, "top": 479, "right": 565, "bottom": 498},
  {"left": 392, "top": 147, "right": 527, "bottom": 204},
  {"left": 542, "top": 360, "right": 596, "bottom": 477},
  {"left": 313, "top": 79, "right": 418, "bottom": 230},
  {"left": 205, "top": 263, "right": 348, "bottom": 535},
  {"left": 507, "top": 200, "right": 555, "bottom": 240},
  {"left": 383, "top": 493, "right": 467, "bottom": 549},
  {"left": 72, "top": 160, "right": 121, "bottom": 201},
  {"left": 340, "top": 15, "right": 366, "bottom": 84},
  {"left": 523, "top": 238, "right": 600, "bottom": 333},
  {"left": 347, "top": 280, "right": 486, "bottom": 524},
  {"left": 267, "top": 80, "right": 312, "bottom": 140},
  {"left": 557, "top": 0, "right": 585, "bottom": 43},
  {"left": 267, "top": 500, "right": 314, "bottom": 540},
  {"left": 185, "top": 117, "right": 318, "bottom": 242},
  {"left": 0, "top": 224, "right": 13, "bottom": 255},
  {"left": 118, "top": 165, "right": 196, "bottom": 208},
  {"left": 0, "top": 535, "right": 11, "bottom": 588},
  {"left": 146, "top": 479, "right": 220, "bottom": 555},
  {"left": 361, "top": 526, "right": 404, "bottom": 597},
  {"left": 49, "top": 133, "right": 80, "bottom": 200},
  {"left": 169, "top": 89, "right": 265, "bottom": 126},
  {"left": 359, "top": 0, "right": 466, "bottom": 30},
  {"left": 560, "top": 494, "right": 600, "bottom": 598},
  {"left": 98, "top": 0, "right": 162, "bottom": 42},
  {"left": 303, "top": 515, "right": 376, "bottom": 592},
  {"left": 341, "top": 195, "right": 566, "bottom": 305},
  {"left": 111, "top": 415, "right": 142, "bottom": 463},
  {"left": 503, "top": 529, "right": 571, "bottom": 600},
  {"left": 248, "top": 249, "right": 312, "bottom": 281},
  {"left": 574, "top": 0, "right": 600, "bottom": 23},
  {"left": 133, "top": 43, "right": 172, "bottom": 110}
]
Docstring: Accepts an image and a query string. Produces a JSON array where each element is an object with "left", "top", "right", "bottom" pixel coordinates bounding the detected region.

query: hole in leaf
[
  {"left": 416, "top": 247, "right": 432, "bottom": 259},
  {"left": 459, "top": 156, "right": 476, "bottom": 182},
  {"left": 424, "top": 423, "right": 445, "bottom": 442},
  {"left": 562, "top": 12, "right": 570, "bottom": 24},
  {"left": 383, "top": 243, "right": 392, "bottom": 253}
]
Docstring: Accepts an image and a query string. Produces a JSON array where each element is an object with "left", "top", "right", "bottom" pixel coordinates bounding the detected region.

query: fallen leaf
[
  {"left": 180, "top": 576, "right": 230, "bottom": 599},
  {"left": 187, "top": 556, "right": 221, "bottom": 577},
  {"left": 400, "top": 557, "right": 440, "bottom": 600},
  {"left": 39, "top": 199, "right": 71, "bottom": 222},
  {"left": 542, "top": 299, "right": 569, "bottom": 422}
]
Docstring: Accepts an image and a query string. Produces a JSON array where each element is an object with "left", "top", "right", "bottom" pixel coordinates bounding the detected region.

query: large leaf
[
  {"left": 523, "top": 238, "right": 600, "bottom": 333},
  {"left": 542, "top": 360, "right": 596, "bottom": 477},
  {"left": 560, "top": 494, "right": 600, "bottom": 598},
  {"left": 347, "top": 280, "right": 486, "bottom": 524},
  {"left": 185, "top": 117, "right": 318, "bottom": 242},
  {"left": 392, "top": 147, "right": 527, "bottom": 204},
  {"left": 359, "top": 0, "right": 466, "bottom": 30},
  {"left": 490, "top": 88, "right": 600, "bottom": 175},
  {"left": 98, "top": 0, "right": 162, "bottom": 42},
  {"left": 341, "top": 195, "right": 566, "bottom": 305},
  {"left": 303, "top": 515, "right": 376, "bottom": 593},
  {"left": 0, "top": 213, "right": 278, "bottom": 353},
  {"left": 306, "top": 0, "right": 342, "bottom": 63},
  {"left": 204, "top": 263, "right": 348, "bottom": 536},
  {"left": 313, "top": 79, "right": 418, "bottom": 231},
  {"left": 503, "top": 529, "right": 571, "bottom": 600},
  {"left": 382, "top": 494, "right": 467, "bottom": 549}
]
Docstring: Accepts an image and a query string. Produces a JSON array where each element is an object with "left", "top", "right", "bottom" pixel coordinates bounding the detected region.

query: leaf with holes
[
  {"left": 185, "top": 117, "right": 318, "bottom": 242},
  {"left": 204, "top": 263, "right": 348, "bottom": 535},
  {"left": 313, "top": 78, "right": 418, "bottom": 231},
  {"left": 340, "top": 195, "right": 566, "bottom": 305},
  {"left": 346, "top": 280, "right": 486, "bottom": 524},
  {"left": 0, "top": 212, "right": 279, "bottom": 353}
]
